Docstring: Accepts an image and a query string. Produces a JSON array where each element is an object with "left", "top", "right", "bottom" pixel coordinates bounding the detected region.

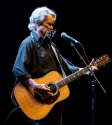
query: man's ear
[
  {"left": 36, "top": 22, "right": 40, "bottom": 27},
  {"left": 36, "top": 21, "right": 42, "bottom": 26}
]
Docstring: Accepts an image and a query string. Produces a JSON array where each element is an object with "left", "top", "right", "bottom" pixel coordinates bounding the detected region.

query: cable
[{"left": 4, "top": 107, "right": 20, "bottom": 125}]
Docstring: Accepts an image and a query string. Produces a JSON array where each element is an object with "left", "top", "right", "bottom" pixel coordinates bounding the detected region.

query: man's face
[{"left": 37, "top": 14, "right": 55, "bottom": 37}]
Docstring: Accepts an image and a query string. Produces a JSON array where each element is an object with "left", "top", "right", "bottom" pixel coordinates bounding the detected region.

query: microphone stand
[{"left": 70, "top": 41, "right": 106, "bottom": 125}]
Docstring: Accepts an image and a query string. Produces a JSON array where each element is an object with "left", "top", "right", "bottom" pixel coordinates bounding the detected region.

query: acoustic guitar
[{"left": 14, "top": 54, "right": 111, "bottom": 120}]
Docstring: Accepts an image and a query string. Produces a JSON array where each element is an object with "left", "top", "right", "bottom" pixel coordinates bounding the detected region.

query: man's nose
[{"left": 49, "top": 25, "right": 53, "bottom": 30}]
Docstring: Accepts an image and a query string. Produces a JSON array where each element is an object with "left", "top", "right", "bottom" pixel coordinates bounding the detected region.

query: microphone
[{"left": 61, "top": 32, "right": 79, "bottom": 44}]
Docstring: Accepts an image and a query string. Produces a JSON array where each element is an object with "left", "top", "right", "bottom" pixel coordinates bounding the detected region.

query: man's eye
[{"left": 48, "top": 23, "right": 53, "bottom": 26}]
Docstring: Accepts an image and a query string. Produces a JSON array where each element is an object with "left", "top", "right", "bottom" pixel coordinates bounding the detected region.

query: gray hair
[{"left": 28, "top": 6, "right": 57, "bottom": 31}]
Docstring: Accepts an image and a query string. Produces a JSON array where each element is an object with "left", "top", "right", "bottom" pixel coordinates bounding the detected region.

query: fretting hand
[{"left": 90, "top": 58, "right": 98, "bottom": 72}]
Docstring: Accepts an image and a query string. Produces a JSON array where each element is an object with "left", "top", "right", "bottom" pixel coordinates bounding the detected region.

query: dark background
[{"left": 2, "top": 0, "right": 112, "bottom": 125}]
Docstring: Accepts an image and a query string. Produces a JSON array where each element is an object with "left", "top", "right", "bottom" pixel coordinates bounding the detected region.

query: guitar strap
[
  {"left": 51, "top": 45, "right": 66, "bottom": 78},
  {"left": 51, "top": 44, "right": 66, "bottom": 125}
]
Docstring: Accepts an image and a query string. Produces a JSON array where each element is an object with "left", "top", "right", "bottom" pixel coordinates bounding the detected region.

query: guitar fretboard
[{"left": 56, "top": 65, "right": 91, "bottom": 89}]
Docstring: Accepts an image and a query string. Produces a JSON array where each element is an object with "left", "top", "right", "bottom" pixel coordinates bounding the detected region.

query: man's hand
[
  {"left": 79, "top": 58, "right": 98, "bottom": 75},
  {"left": 90, "top": 58, "right": 98, "bottom": 72},
  {"left": 22, "top": 78, "right": 52, "bottom": 100},
  {"left": 35, "top": 84, "right": 52, "bottom": 100}
]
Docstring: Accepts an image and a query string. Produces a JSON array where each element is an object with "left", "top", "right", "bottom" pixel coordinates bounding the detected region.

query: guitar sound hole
[{"left": 47, "top": 83, "right": 57, "bottom": 93}]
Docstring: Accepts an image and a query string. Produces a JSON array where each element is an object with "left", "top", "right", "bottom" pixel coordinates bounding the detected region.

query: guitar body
[
  {"left": 14, "top": 71, "right": 70, "bottom": 120},
  {"left": 14, "top": 54, "right": 111, "bottom": 121}
]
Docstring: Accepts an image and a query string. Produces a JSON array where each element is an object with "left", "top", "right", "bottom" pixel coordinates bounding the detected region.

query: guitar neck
[{"left": 56, "top": 65, "right": 91, "bottom": 89}]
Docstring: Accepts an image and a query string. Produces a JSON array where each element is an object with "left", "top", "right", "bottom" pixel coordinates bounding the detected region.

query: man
[{"left": 12, "top": 6, "right": 98, "bottom": 125}]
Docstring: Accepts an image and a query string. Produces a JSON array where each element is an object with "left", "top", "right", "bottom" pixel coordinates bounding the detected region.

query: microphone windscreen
[{"left": 61, "top": 32, "right": 66, "bottom": 38}]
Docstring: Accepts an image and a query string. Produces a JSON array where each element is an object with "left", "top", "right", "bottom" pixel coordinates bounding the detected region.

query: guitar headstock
[{"left": 93, "top": 54, "right": 111, "bottom": 67}]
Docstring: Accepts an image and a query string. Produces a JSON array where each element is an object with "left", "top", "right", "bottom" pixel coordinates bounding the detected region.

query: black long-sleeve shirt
[{"left": 12, "top": 31, "right": 79, "bottom": 82}]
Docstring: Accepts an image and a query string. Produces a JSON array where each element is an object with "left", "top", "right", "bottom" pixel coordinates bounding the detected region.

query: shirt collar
[{"left": 30, "top": 31, "right": 43, "bottom": 42}]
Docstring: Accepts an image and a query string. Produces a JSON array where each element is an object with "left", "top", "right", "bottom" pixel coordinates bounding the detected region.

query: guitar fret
[{"left": 57, "top": 66, "right": 91, "bottom": 89}]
